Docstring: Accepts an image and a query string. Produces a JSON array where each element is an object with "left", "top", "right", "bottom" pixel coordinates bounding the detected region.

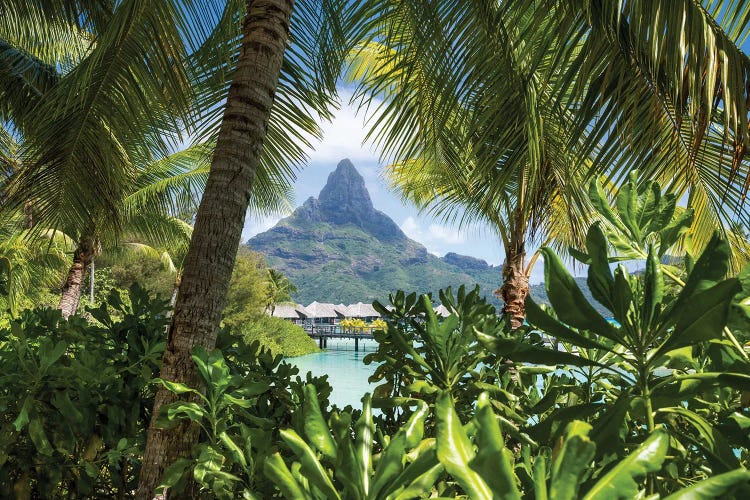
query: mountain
[{"left": 247, "top": 159, "right": 607, "bottom": 314}]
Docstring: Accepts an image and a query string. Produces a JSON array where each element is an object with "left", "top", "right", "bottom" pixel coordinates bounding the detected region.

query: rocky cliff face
[
  {"left": 289, "top": 159, "right": 406, "bottom": 241},
  {"left": 248, "top": 159, "right": 502, "bottom": 305}
]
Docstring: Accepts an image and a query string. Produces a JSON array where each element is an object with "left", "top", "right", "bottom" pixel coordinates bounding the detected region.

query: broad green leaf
[
  {"left": 540, "top": 247, "right": 618, "bottom": 342},
  {"left": 476, "top": 332, "right": 606, "bottom": 367},
  {"left": 589, "top": 179, "right": 628, "bottom": 235},
  {"left": 166, "top": 402, "right": 206, "bottom": 423},
  {"left": 469, "top": 393, "right": 521, "bottom": 499},
  {"left": 615, "top": 179, "right": 640, "bottom": 242},
  {"left": 13, "top": 395, "right": 33, "bottom": 431},
  {"left": 371, "top": 401, "right": 429, "bottom": 498},
  {"left": 219, "top": 432, "right": 247, "bottom": 468},
  {"left": 658, "top": 278, "right": 741, "bottom": 355},
  {"left": 158, "top": 457, "right": 193, "bottom": 490},
  {"left": 590, "top": 391, "right": 631, "bottom": 455},
  {"left": 525, "top": 299, "right": 611, "bottom": 351},
  {"left": 155, "top": 378, "right": 202, "bottom": 397},
  {"left": 38, "top": 340, "right": 67, "bottom": 371},
  {"left": 585, "top": 223, "right": 615, "bottom": 311},
  {"left": 303, "top": 384, "right": 337, "bottom": 461},
  {"left": 550, "top": 421, "right": 595, "bottom": 500},
  {"left": 658, "top": 208, "right": 693, "bottom": 256},
  {"left": 641, "top": 244, "right": 663, "bottom": 331},
  {"left": 582, "top": 429, "right": 669, "bottom": 500},
  {"left": 280, "top": 429, "right": 341, "bottom": 500},
  {"left": 264, "top": 453, "right": 310, "bottom": 500},
  {"left": 28, "top": 417, "right": 54, "bottom": 456},
  {"left": 355, "top": 393, "right": 374, "bottom": 496},
  {"left": 435, "top": 391, "right": 492, "bottom": 499},
  {"left": 675, "top": 234, "right": 731, "bottom": 304},
  {"left": 658, "top": 407, "right": 739, "bottom": 471},
  {"left": 662, "top": 469, "right": 750, "bottom": 499}
]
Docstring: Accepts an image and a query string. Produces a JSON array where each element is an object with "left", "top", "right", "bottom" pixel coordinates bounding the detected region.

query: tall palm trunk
[
  {"left": 136, "top": 1, "right": 294, "bottom": 496},
  {"left": 59, "top": 237, "right": 95, "bottom": 319},
  {"left": 499, "top": 237, "right": 529, "bottom": 330}
]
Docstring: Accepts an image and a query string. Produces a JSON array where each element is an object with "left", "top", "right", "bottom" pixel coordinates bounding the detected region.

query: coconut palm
[
  {"left": 136, "top": 1, "right": 350, "bottom": 494},
  {"left": 347, "top": 0, "right": 750, "bottom": 326}
]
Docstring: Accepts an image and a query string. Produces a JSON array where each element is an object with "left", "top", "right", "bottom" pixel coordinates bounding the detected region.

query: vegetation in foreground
[{"left": 2, "top": 208, "right": 749, "bottom": 497}]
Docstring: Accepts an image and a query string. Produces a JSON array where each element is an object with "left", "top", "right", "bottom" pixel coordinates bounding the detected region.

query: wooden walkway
[{"left": 303, "top": 324, "right": 375, "bottom": 351}]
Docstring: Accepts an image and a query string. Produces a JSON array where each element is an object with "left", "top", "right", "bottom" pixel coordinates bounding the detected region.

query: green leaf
[
  {"left": 525, "top": 299, "right": 611, "bottom": 351},
  {"left": 302, "top": 384, "right": 337, "bottom": 461},
  {"left": 549, "top": 421, "right": 595, "bottom": 500},
  {"left": 158, "top": 457, "right": 193, "bottom": 490},
  {"left": 476, "top": 332, "right": 606, "bottom": 367},
  {"left": 540, "top": 247, "right": 618, "bottom": 342},
  {"left": 641, "top": 245, "right": 663, "bottom": 331},
  {"left": 155, "top": 378, "right": 202, "bottom": 396},
  {"left": 264, "top": 453, "right": 310, "bottom": 500},
  {"left": 582, "top": 429, "right": 668, "bottom": 500},
  {"left": 659, "top": 278, "right": 741, "bottom": 355},
  {"left": 38, "top": 340, "right": 67, "bottom": 371},
  {"left": 28, "top": 417, "right": 54, "bottom": 456},
  {"left": 589, "top": 179, "right": 628, "bottom": 235},
  {"left": 585, "top": 223, "right": 615, "bottom": 311},
  {"left": 658, "top": 407, "right": 739, "bottom": 471},
  {"left": 220, "top": 432, "right": 247, "bottom": 468},
  {"left": 615, "top": 179, "right": 640, "bottom": 242},
  {"left": 355, "top": 393, "right": 374, "bottom": 496},
  {"left": 280, "top": 429, "right": 341, "bottom": 500},
  {"left": 662, "top": 469, "right": 750, "bottom": 499},
  {"left": 13, "top": 395, "right": 33, "bottom": 431},
  {"left": 371, "top": 401, "right": 430, "bottom": 498},
  {"left": 164, "top": 402, "right": 206, "bottom": 424},
  {"left": 469, "top": 393, "right": 521, "bottom": 499},
  {"left": 435, "top": 391, "right": 492, "bottom": 500},
  {"left": 589, "top": 391, "right": 631, "bottom": 456},
  {"left": 658, "top": 208, "right": 693, "bottom": 256}
]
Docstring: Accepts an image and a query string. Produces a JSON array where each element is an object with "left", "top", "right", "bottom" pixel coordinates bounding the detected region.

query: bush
[{"left": 238, "top": 316, "right": 319, "bottom": 357}]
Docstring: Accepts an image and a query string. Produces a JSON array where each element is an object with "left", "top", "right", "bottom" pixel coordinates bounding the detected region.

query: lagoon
[{"left": 289, "top": 338, "right": 379, "bottom": 408}]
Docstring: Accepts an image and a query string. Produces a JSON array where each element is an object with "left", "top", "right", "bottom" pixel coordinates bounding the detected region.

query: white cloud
[
  {"left": 306, "top": 92, "right": 384, "bottom": 166},
  {"left": 242, "top": 215, "right": 282, "bottom": 241},
  {"left": 400, "top": 216, "right": 466, "bottom": 254}
]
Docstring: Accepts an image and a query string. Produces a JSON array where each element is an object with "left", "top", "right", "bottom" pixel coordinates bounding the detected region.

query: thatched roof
[
  {"left": 346, "top": 302, "right": 380, "bottom": 318},
  {"left": 272, "top": 303, "right": 309, "bottom": 320},
  {"left": 334, "top": 304, "right": 349, "bottom": 316},
  {"left": 305, "top": 301, "right": 346, "bottom": 318}
]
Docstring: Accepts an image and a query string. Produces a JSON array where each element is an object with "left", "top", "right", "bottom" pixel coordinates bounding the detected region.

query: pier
[{"left": 303, "top": 324, "right": 376, "bottom": 351}]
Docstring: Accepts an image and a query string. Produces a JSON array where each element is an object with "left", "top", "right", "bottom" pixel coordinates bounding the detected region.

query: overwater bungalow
[
  {"left": 271, "top": 303, "right": 309, "bottom": 325},
  {"left": 305, "top": 301, "right": 347, "bottom": 325},
  {"left": 345, "top": 302, "right": 380, "bottom": 322}
]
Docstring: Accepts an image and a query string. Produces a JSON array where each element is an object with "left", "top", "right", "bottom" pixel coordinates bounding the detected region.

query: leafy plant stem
[{"left": 648, "top": 249, "right": 749, "bottom": 362}]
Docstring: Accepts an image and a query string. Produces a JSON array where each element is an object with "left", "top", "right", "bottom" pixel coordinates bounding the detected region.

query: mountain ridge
[{"left": 247, "top": 159, "right": 603, "bottom": 313}]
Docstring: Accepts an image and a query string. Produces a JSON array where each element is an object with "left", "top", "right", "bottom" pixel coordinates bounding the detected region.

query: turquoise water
[{"left": 289, "top": 338, "right": 380, "bottom": 408}]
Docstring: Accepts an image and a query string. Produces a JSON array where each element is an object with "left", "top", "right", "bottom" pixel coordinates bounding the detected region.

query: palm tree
[
  {"left": 265, "top": 268, "right": 298, "bottom": 314},
  {"left": 136, "top": 1, "right": 349, "bottom": 495},
  {"left": 348, "top": 0, "right": 750, "bottom": 326}
]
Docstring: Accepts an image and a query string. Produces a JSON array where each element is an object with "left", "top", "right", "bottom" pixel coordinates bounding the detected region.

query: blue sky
[{"left": 241, "top": 88, "right": 549, "bottom": 284}]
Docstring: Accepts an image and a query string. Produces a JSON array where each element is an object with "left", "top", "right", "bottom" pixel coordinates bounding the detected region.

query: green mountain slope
[{"left": 248, "top": 159, "right": 606, "bottom": 314}]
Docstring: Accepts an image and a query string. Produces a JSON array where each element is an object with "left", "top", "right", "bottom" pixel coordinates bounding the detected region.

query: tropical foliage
[{"left": 4, "top": 0, "right": 750, "bottom": 497}]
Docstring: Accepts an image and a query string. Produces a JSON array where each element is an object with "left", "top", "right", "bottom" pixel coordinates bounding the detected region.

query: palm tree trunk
[
  {"left": 499, "top": 241, "right": 529, "bottom": 330},
  {"left": 136, "top": 1, "right": 294, "bottom": 497},
  {"left": 59, "top": 237, "right": 95, "bottom": 319},
  {"left": 89, "top": 260, "right": 95, "bottom": 304}
]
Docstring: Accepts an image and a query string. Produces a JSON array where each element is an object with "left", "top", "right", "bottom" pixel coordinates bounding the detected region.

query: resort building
[
  {"left": 305, "top": 301, "right": 347, "bottom": 325},
  {"left": 271, "top": 304, "right": 309, "bottom": 325},
  {"left": 345, "top": 302, "right": 380, "bottom": 322}
]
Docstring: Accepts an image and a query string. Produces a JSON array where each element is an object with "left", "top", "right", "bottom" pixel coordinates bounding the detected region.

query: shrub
[{"left": 238, "top": 315, "right": 318, "bottom": 357}]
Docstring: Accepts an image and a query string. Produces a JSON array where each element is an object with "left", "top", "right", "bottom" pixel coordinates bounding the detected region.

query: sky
[{"left": 240, "top": 89, "right": 548, "bottom": 284}]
